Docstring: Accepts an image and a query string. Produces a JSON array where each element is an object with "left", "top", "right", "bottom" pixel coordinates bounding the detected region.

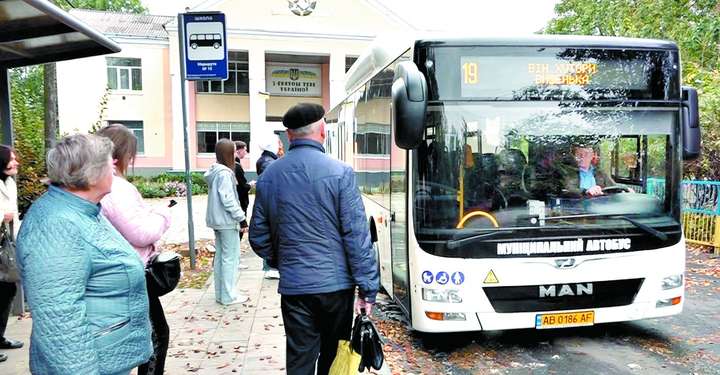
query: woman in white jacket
[
  {"left": 204, "top": 139, "right": 249, "bottom": 305},
  {"left": 0, "top": 145, "right": 23, "bottom": 363}
]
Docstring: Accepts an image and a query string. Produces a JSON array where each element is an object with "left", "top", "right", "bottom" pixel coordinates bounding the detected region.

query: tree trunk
[{"left": 43, "top": 62, "right": 58, "bottom": 152}]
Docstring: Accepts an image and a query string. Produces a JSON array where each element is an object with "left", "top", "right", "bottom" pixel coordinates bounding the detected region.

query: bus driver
[{"left": 563, "top": 144, "right": 614, "bottom": 197}]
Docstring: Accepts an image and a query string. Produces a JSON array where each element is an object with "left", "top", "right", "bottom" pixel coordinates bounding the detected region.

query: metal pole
[
  {"left": 0, "top": 66, "right": 13, "bottom": 145},
  {"left": 177, "top": 14, "right": 196, "bottom": 269}
]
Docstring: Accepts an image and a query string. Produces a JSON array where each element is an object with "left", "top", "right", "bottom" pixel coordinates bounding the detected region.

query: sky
[{"left": 143, "top": 0, "right": 560, "bottom": 34}]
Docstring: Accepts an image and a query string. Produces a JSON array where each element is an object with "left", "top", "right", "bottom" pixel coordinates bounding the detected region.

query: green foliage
[
  {"left": 56, "top": 0, "right": 146, "bottom": 13},
  {"left": 544, "top": 0, "right": 720, "bottom": 179},
  {"left": 10, "top": 66, "right": 47, "bottom": 214},
  {"left": 128, "top": 172, "right": 209, "bottom": 198}
]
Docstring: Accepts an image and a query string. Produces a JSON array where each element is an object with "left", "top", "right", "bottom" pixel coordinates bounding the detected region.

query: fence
[{"left": 648, "top": 178, "right": 720, "bottom": 253}]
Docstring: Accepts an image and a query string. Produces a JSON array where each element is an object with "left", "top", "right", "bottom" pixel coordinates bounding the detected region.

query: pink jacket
[{"left": 101, "top": 176, "right": 172, "bottom": 264}]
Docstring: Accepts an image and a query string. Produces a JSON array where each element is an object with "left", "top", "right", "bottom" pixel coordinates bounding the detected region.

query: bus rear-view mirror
[
  {"left": 682, "top": 86, "right": 700, "bottom": 160},
  {"left": 392, "top": 61, "right": 427, "bottom": 149}
]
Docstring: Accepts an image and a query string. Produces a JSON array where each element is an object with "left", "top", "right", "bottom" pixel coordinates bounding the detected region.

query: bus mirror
[
  {"left": 392, "top": 61, "right": 427, "bottom": 149},
  {"left": 682, "top": 86, "right": 701, "bottom": 160}
]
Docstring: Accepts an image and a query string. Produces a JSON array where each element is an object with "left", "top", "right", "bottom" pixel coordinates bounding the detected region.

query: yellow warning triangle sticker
[{"left": 484, "top": 270, "right": 499, "bottom": 284}]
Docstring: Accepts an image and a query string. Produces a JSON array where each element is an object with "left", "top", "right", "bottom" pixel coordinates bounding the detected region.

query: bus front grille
[{"left": 482, "top": 278, "right": 645, "bottom": 313}]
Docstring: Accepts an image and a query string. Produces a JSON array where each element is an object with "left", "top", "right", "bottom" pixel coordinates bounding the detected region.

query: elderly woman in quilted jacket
[
  {"left": 16, "top": 134, "right": 152, "bottom": 375},
  {"left": 98, "top": 124, "right": 172, "bottom": 375}
]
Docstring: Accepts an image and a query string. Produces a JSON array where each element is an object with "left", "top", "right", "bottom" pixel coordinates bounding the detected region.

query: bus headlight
[
  {"left": 661, "top": 274, "right": 683, "bottom": 290},
  {"left": 422, "top": 288, "right": 463, "bottom": 303}
]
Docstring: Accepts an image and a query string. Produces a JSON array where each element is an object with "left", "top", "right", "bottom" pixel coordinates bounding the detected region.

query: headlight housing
[
  {"left": 661, "top": 274, "right": 683, "bottom": 290},
  {"left": 422, "top": 288, "right": 462, "bottom": 303}
]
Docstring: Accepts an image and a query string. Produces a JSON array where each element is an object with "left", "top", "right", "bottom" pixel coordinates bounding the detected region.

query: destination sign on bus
[{"left": 459, "top": 55, "right": 649, "bottom": 98}]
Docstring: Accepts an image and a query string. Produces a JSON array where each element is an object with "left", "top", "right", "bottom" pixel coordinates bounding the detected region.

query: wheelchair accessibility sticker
[
  {"left": 436, "top": 271, "right": 449, "bottom": 285},
  {"left": 421, "top": 271, "right": 434, "bottom": 284}
]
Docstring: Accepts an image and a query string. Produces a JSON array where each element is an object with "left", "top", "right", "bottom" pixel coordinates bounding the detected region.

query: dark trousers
[
  {"left": 137, "top": 291, "right": 169, "bottom": 375},
  {"left": 281, "top": 289, "right": 354, "bottom": 375},
  {"left": 0, "top": 281, "right": 16, "bottom": 339}
]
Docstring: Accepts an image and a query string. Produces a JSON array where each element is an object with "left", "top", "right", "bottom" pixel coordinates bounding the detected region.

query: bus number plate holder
[{"left": 535, "top": 311, "right": 594, "bottom": 329}]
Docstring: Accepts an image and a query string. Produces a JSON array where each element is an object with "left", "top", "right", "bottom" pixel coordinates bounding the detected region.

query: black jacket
[
  {"left": 234, "top": 157, "right": 251, "bottom": 213},
  {"left": 255, "top": 150, "right": 278, "bottom": 176}
]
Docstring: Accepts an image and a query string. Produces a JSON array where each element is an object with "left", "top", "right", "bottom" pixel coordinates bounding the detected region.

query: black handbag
[
  {"left": 0, "top": 223, "right": 19, "bottom": 283},
  {"left": 145, "top": 252, "right": 181, "bottom": 297},
  {"left": 351, "top": 309, "right": 384, "bottom": 372}
]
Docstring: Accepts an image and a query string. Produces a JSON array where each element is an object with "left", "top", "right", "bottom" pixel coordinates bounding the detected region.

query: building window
[
  {"left": 346, "top": 56, "right": 358, "bottom": 73},
  {"left": 107, "top": 120, "right": 144, "bottom": 154},
  {"left": 355, "top": 124, "right": 390, "bottom": 155},
  {"left": 197, "top": 122, "right": 250, "bottom": 153},
  {"left": 106, "top": 57, "right": 142, "bottom": 91},
  {"left": 196, "top": 51, "right": 248, "bottom": 94}
]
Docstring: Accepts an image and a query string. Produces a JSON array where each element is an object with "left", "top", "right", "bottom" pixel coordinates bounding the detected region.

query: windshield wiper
[
  {"left": 445, "top": 229, "right": 516, "bottom": 250},
  {"left": 543, "top": 214, "right": 668, "bottom": 241}
]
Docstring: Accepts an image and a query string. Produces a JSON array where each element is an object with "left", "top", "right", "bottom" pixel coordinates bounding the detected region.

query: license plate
[{"left": 535, "top": 311, "right": 594, "bottom": 329}]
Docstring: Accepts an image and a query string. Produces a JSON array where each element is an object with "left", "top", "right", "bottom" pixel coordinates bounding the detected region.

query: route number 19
[{"left": 462, "top": 62, "right": 479, "bottom": 84}]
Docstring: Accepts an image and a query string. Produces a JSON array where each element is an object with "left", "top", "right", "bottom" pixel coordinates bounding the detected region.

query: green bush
[
  {"left": 134, "top": 181, "right": 166, "bottom": 199},
  {"left": 127, "top": 172, "right": 208, "bottom": 198}
]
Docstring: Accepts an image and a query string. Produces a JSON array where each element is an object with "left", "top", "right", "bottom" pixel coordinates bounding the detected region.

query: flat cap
[{"left": 282, "top": 103, "right": 325, "bottom": 129}]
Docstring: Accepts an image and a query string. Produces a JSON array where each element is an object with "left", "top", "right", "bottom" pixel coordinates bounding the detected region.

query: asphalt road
[{"left": 374, "top": 246, "right": 720, "bottom": 375}]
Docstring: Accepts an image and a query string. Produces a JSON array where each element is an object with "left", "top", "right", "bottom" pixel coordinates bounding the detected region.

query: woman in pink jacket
[{"left": 99, "top": 124, "right": 172, "bottom": 375}]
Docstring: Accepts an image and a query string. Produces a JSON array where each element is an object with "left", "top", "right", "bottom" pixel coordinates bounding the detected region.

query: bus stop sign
[{"left": 181, "top": 12, "right": 227, "bottom": 81}]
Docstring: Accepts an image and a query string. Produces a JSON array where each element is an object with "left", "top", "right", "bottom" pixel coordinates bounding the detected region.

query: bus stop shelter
[
  {"left": 0, "top": 0, "right": 121, "bottom": 144},
  {"left": 0, "top": 0, "right": 121, "bottom": 314}
]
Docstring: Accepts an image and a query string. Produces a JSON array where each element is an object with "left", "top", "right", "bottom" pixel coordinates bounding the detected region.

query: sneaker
[
  {"left": 264, "top": 270, "right": 280, "bottom": 279},
  {"left": 237, "top": 263, "right": 249, "bottom": 270},
  {"left": 222, "top": 294, "right": 249, "bottom": 305}
]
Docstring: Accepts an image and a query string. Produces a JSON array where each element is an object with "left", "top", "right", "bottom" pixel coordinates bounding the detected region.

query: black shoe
[
  {"left": 0, "top": 353, "right": 7, "bottom": 362},
  {"left": 0, "top": 338, "right": 23, "bottom": 349}
]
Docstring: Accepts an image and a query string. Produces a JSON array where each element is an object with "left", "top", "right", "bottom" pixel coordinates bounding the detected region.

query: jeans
[
  {"left": 213, "top": 229, "right": 240, "bottom": 304},
  {"left": 281, "top": 289, "right": 354, "bottom": 375}
]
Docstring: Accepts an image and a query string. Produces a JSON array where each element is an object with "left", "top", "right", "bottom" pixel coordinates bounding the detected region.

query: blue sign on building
[{"left": 181, "top": 12, "right": 227, "bottom": 81}]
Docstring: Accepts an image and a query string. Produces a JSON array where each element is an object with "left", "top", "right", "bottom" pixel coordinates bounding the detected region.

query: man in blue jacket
[{"left": 250, "top": 103, "right": 379, "bottom": 375}]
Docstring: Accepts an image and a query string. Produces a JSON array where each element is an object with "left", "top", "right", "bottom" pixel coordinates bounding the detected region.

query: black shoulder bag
[{"left": 145, "top": 251, "right": 181, "bottom": 297}]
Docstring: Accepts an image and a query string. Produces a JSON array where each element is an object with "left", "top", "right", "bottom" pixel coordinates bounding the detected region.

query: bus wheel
[
  {"left": 191, "top": 43, "right": 198, "bottom": 49},
  {"left": 213, "top": 42, "right": 220, "bottom": 49}
]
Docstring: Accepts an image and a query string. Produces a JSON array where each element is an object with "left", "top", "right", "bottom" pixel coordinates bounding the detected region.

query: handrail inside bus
[{"left": 456, "top": 211, "right": 500, "bottom": 229}]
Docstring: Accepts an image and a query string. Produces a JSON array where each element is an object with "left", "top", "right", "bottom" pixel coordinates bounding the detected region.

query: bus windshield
[{"left": 413, "top": 102, "right": 681, "bottom": 255}]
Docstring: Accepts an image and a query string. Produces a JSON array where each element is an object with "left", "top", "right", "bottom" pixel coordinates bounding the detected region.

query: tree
[
  {"left": 544, "top": 0, "right": 720, "bottom": 179},
  {"left": 10, "top": 66, "right": 47, "bottom": 214}
]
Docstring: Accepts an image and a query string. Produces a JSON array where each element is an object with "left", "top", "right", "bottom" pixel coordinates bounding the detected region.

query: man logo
[
  {"left": 554, "top": 258, "right": 577, "bottom": 269},
  {"left": 289, "top": 68, "right": 300, "bottom": 81},
  {"left": 288, "top": 0, "right": 317, "bottom": 16},
  {"left": 539, "top": 283, "right": 593, "bottom": 298}
]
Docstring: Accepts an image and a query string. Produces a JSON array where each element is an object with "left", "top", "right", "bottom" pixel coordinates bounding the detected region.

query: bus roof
[
  {"left": 416, "top": 35, "right": 678, "bottom": 50},
  {"left": 342, "top": 34, "right": 677, "bottom": 103}
]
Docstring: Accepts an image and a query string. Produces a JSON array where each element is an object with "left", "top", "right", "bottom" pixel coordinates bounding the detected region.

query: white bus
[{"left": 324, "top": 35, "right": 701, "bottom": 332}]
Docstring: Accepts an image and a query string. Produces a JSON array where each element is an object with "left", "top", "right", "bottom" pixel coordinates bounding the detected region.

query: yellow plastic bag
[{"left": 329, "top": 339, "right": 361, "bottom": 375}]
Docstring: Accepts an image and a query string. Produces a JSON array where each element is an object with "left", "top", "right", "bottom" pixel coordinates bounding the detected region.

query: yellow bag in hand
[{"left": 329, "top": 340, "right": 361, "bottom": 375}]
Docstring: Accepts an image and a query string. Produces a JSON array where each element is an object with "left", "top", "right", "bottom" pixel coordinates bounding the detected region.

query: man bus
[{"left": 324, "top": 35, "right": 701, "bottom": 332}]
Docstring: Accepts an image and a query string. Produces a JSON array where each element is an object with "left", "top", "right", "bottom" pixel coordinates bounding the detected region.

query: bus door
[{"left": 390, "top": 143, "right": 411, "bottom": 316}]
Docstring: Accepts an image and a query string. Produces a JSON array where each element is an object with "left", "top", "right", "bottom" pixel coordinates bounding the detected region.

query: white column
[
  {"left": 329, "top": 52, "right": 346, "bottom": 108},
  {"left": 248, "top": 47, "right": 267, "bottom": 171}
]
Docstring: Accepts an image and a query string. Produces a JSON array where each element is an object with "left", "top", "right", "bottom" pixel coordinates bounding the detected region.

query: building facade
[{"left": 57, "top": 0, "right": 412, "bottom": 174}]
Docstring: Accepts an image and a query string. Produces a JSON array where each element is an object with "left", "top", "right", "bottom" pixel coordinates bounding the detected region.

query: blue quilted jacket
[
  {"left": 249, "top": 139, "right": 379, "bottom": 302},
  {"left": 16, "top": 185, "right": 152, "bottom": 375}
]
